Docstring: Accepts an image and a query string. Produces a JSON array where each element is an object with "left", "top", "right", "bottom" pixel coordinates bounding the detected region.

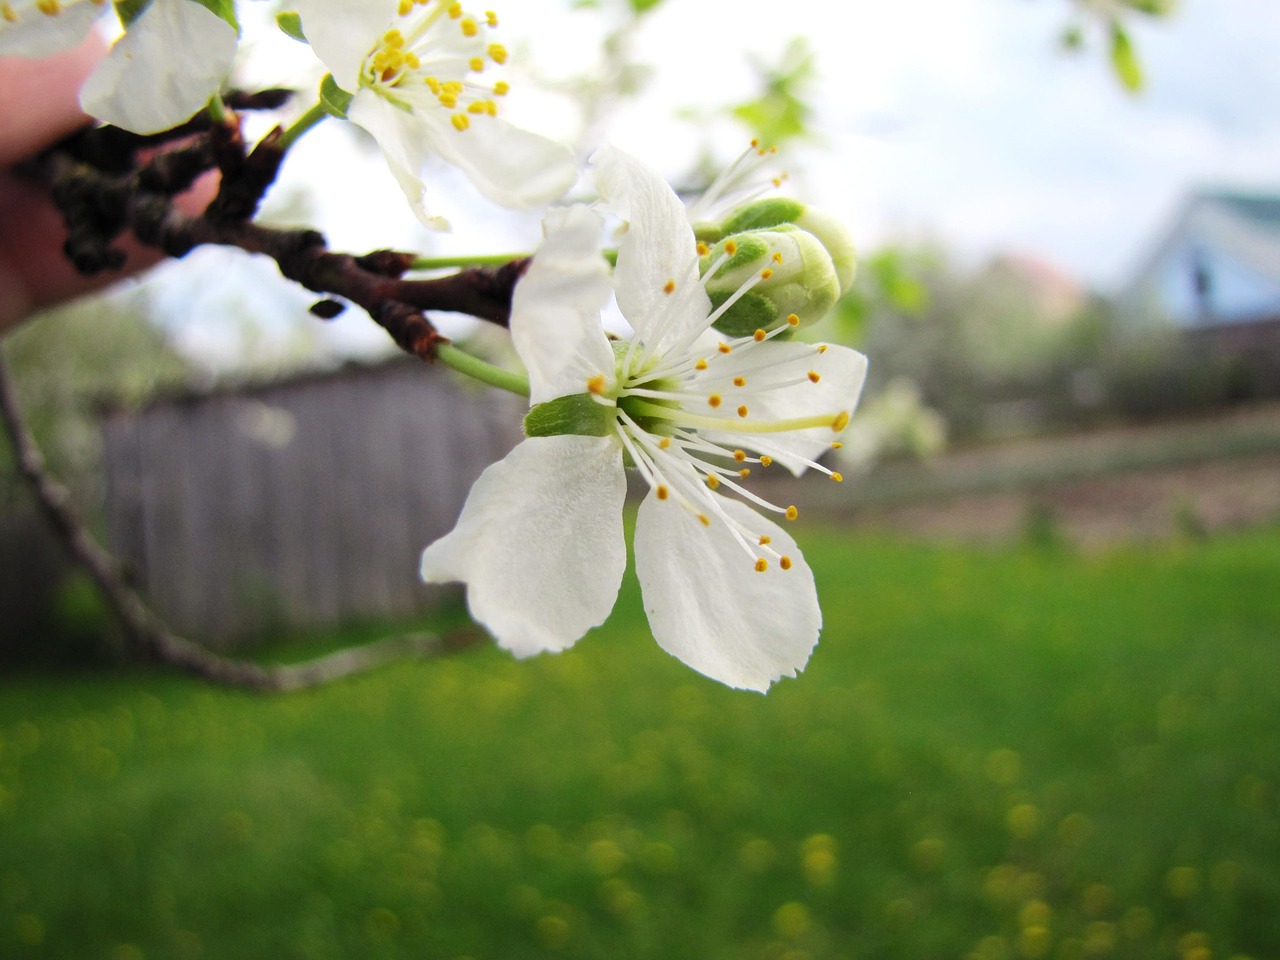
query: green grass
[{"left": 1, "top": 526, "right": 1278, "bottom": 960}]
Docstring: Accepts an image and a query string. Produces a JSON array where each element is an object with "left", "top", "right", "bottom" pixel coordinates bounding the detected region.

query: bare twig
[{"left": 0, "top": 356, "right": 449, "bottom": 691}]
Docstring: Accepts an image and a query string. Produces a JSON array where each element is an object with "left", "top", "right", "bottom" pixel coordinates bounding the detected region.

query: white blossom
[
  {"left": 292, "top": 0, "right": 575, "bottom": 229},
  {"left": 0, "top": 0, "right": 238, "bottom": 135},
  {"left": 421, "top": 146, "right": 868, "bottom": 691}
]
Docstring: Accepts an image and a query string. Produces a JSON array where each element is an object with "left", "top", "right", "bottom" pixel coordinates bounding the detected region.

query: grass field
[{"left": 1, "top": 525, "right": 1278, "bottom": 960}]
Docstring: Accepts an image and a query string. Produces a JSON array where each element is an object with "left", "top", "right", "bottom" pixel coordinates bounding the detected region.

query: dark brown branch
[
  {"left": 35, "top": 109, "right": 531, "bottom": 362},
  {"left": 0, "top": 355, "right": 449, "bottom": 692}
]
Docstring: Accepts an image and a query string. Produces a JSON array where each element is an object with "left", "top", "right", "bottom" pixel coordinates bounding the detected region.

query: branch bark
[{"left": 0, "top": 355, "right": 453, "bottom": 691}]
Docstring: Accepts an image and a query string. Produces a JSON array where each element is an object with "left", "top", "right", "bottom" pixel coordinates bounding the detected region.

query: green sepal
[
  {"left": 524, "top": 394, "right": 615, "bottom": 438},
  {"left": 319, "top": 74, "right": 354, "bottom": 119},
  {"left": 720, "top": 198, "right": 806, "bottom": 235},
  {"left": 190, "top": 0, "right": 238, "bottom": 32},
  {"left": 700, "top": 234, "right": 770, "bottom": 278},
  {"left": 709, "top": 291, "right": 779, "bottom": 339},
  {"left": 1109, "top": 22, "right": 1143, "bottom": 92},
  {"left": 114, "top": 0, "right": 151, "bottom": 26},
  {"left": 277, "top": 11, "right": 307, "bottom": 42}
]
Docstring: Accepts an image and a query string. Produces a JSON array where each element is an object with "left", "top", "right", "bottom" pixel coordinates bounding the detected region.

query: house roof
[{"left": 1122, "top": 188, "right": 1280, "bottom": 302}]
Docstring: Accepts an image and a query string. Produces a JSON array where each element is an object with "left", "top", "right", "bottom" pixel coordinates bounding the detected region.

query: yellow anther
[
  {"left": 787, "top": 313, "right": 800, "bottom": 326},
  {"left": 695, "top": 359, "right": 708, "bottom": 371},
  {"left": 486, "top": 10, "right": 498, "bottom": 25},
  {"left": 663, "top": 279, "right": 676, "bottom": 294},
  {"left": 780, "top": 556, "right": 793, "bottom": 571},
  {"left": 707, "top": 394, "right": 722, "bottom": 408},
  {"left": 750, "top": 138, "right": 760, "bottom": 147},
  {"left": 760, "top": 268, "right": 773, "bottom": 280},
  {"left": 817, "top": 344, "right": 828, "bottom": 353},
  {"left": 698, "top": 514, "right": 711, "bottom": 527},
  {"left": 807, "top": 371, "right": 820, "bottom": 383},
  {"left": 753, "top": 329, "right": 766, "bottom": 342},
  {"left": 831, "top": 472, "right": 844, "bottom": 483},
  {"left": 658, "top": 438, "right": 671, "bottom": 450},
  {"left": 36, "top": 0, "right": 61, "bottom": 14},
  {"left": 696, "top": 241, "right": 710, "bottom": 256},
  {"left": 772, "top": 252, "right": 783, "bottom": 263},
  {"left": 460, "top": 17, "right": 478, "bottom": 36},
  {"left": 656, "top": 485, "right": 669, "bottom": 501},
  {"left": 718, "top": 343, "right": 732, "bottom": 354},
  {"left": 1, "top": 2, "right": 17, "bottom": 20},
  {"left": 785, "top": 505, "right": 799, "bottom": 521},
  {"left": 398, "top": 0, "right": 413, "bottom": 13},
  {"left": 484, "top": 100, "right": 497, "bottom": 115},
  {"left": 439, "top": 93, "right": 458, "bottom": 108},
  {"left": 755, "top": 558, "right": 768, "bottom": 573},
  {"left": 760, "top": 455, "right": 773, "bottom": 467},
  {"left": 404, "top": 53, "right": 421, "bottom": 70},
  {"left": 587, "top": 375, "right": 606, "bottom": 395},
  {"left": 447, "top": 2, "right": 462, "bottom": 16},
  {"left": 470, "top": 56, "right": 485, "bottom": 72},
  {"left": 383, "top": 29, "right": 405, "bottom": 47},
  {"left": 737, "top": 405, "right": 749, "bottom": 418},
  {"left": 468, "top": 101, "right": 487, "bottom": 113},
  {"left": 425, "top": 76, "right": 441, "bottom": 94},
  {"left": 831, "top": 441, "right": 843, "bottom": 449},
  {"left": 706, "top": 475, "right": 720, "bottom": 490},
  {"left": 831, "top": 411, "right": 850, "bottom": 431},
  {"left": 733, "top": 450, "right": 746, "bottom": 462},
  {"left": 724, "top": 240, "right": 738, "bottom": 255},
  {"left": 451, "top": 113, "right": 471, "bottom": 131},
  {"left": 758, "top": 535, "right": 771, "bottom": 545},
  {"left": 733, "top": 377, "right": 746, "bottom": 387},
  {"left": 738, "top": 468, "right": 751, "bottom": 478},
  {"left": 772, "top": 177, "right": 784, "bottom": 188},
  {"left": 489, "top": 42, "right": 508, "bottom": 63},
  {"left": 493, "top": 81, "right": 510, "bottom": 96}
]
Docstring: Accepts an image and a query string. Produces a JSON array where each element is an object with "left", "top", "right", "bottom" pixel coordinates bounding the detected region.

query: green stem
[
  {"left": 277, "top": 102, "right": 329, "bottom": 152},
  {"left": 410, "top": 253, "right": 531, "bottom": 270},
  {"left": 206, "top": 94, "right": 228, "bottom": 125},
  {"left": 436, "top": 344, "right": 530, "bottom": 398}
]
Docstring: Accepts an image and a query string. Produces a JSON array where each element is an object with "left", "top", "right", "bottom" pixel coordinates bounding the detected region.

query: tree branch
[{"left": 0, "top": 354, "right": 455, "bottom": 692}]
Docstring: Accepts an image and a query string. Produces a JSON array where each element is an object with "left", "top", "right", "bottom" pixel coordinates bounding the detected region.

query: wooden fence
[{"left": 101, "top": 359, "right": 525, "bottom": 649}]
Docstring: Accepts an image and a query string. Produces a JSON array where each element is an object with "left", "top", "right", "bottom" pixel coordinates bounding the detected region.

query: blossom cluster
[{"left": 4, "top": 0, "right": 868, "bottom": 691}]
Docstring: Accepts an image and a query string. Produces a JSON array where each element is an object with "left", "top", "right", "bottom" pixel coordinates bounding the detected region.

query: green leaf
[
  {"left": 319, "top": 74, "right": 354, "bottom": 119},
  {"left": 629, "top": 0, "right": 666, "bottom": 13},
  {"left": 1109, "top": 22, "right": 1144, "bottom": 92},
  {"left": 190, "top": 0, "right": 238, "bottom": 33},
  {"left": 113, "top": 0, "right": 151, "bottom": 27},
  {"left": 276, "top": 11, "right": 307, "bottom": 42},
  {"left": 524, "top": 394, "right": 615, "bottom": 438}
]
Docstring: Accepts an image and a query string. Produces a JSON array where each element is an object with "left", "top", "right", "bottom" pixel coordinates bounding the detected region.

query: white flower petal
[
  {"left": 704, "top": 341, "right": 868, "bottom": 475},
  {"left": 78, "top": 0, "right": 237, "bottom": 134},
  {"left": 591, "top": 144, "right": 709, "bottom": 350},
  {"left": 420, "top": 113, "right": 577, "bottom": 211},
  {"left": 634, "top": 491, "right": 821, "bottom": 692},
  {"left": 348, "top": 89, "right": 451, "bottom": 230},
  {"left": 0, "top": 0, "right": 100, "bottom": 58},
  {"left": 421, "top": 436, "right": 627, "bottom": 658},
  {"left": 512, "top": 205, "right": 615, "bottom": 405},
  {"left": 292, "top": 0, "right": 395, "bottom": 90}
]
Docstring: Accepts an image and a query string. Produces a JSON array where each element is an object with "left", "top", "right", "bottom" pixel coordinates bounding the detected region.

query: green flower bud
[
  {"left": 700, "top": 226, "right": 841, "bottom": 337},
  {"left": 719, "top": 199, "right": 857, "bottom": 295}
]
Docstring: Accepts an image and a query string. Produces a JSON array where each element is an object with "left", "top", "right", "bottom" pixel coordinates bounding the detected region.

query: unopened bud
[
  {"left": 700, "top": 226, "right": 841, "bottom": 337},
  {"left": 719, "top": 199, "right": 857, "bottom": 294}
]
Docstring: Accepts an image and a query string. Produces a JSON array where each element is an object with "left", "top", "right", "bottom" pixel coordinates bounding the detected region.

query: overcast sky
[{"left": 577, "top": 0, "right": 1280, "bottom": 292}]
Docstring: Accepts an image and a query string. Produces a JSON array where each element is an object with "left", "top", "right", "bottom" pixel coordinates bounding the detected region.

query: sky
[{"left": 147, "top": 0, "right": 1280, "bottom": 366}]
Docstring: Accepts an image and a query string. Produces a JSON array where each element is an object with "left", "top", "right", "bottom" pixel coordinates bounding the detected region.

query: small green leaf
[
  {"left": 319, "top": 74, "right": 354, "bottom": 119},
  {"left": 524, "top": 394, "right": 615, "bottom": 438},
  {"left": 277, "top": 11, "right": 307, "bottom": 42},
  {"left": 1109, "top": 22, "right": 1144, "bottom": 92},
  {"left": 190, "top": 0, "right": 238, "bottom": 33}
]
